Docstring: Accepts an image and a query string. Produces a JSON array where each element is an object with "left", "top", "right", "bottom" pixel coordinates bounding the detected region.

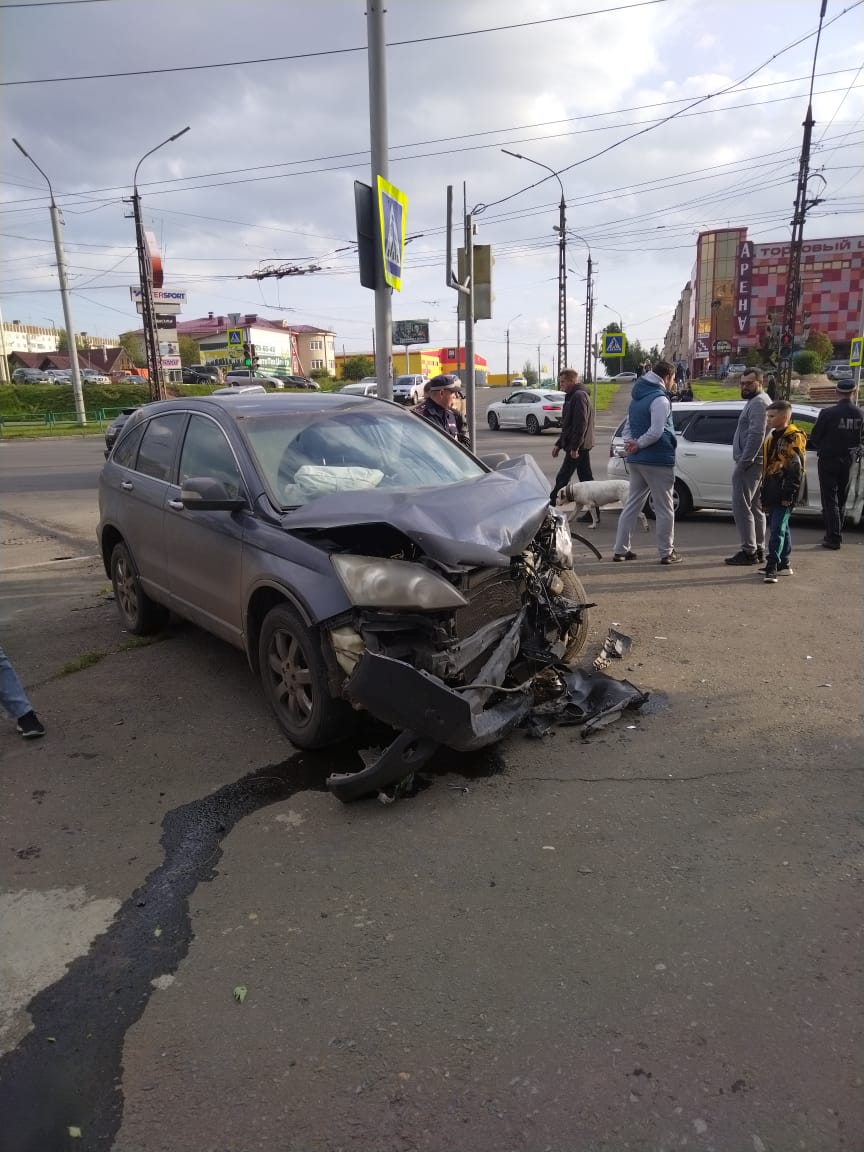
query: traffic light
[
  {"left": 780, "top": 331, "right": 793, "bottom": 352},
  {"left": 242, "top": 342, "right": 252, "bottom": 366},
  {"left": 249, "top": 344, "right": 258, "bottom": 371}
]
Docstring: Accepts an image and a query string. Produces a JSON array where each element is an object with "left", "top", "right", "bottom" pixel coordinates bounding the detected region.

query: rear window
[
  {"left": 685, "top": 413, "right": 739, "bottom": 445},
  {"left": 542, "top": 393, "right": 565, "bottom": 402}
]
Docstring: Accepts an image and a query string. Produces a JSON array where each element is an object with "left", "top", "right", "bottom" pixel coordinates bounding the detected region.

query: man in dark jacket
[
  {"left": 809, "top": 378, "right": 863, "bottom": 550},
  {"left": 549, "top": 369, "right": 595, "bottom": 505},
  {"left": 412, "top": 375, "right": 470, "bottom": 446}
]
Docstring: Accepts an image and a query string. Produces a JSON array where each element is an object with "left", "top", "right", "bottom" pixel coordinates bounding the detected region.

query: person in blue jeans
[
  {"left": 0, "top": 644, "right": 45, "bottom": 738},
  {"left": 758, "top": 401, "right": 807, "bottom": 584}
]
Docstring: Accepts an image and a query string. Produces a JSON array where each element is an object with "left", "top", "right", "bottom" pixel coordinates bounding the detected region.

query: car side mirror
[
  {"left": 180, "top": 477, "right": 246, "bottom": 512},
  {"left": 479, "top": 452, "right": 511, "bottom": 470}
]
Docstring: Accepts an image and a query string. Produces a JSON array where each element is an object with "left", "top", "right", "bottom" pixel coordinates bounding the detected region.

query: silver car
[{"left": 98, "top": 393, "right": 591, "bottom": 798}]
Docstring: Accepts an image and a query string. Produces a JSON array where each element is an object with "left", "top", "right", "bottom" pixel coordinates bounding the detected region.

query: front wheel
[
  {"left": 645, "top": 479, "right": 693, "bottom": 520},
  {"left": 258, "top": 604, "right": 353, "bottom": 748},
  {"left": 487, "top": 411, "right": 499, "bottom": 430},
  {"left": 559, "top": 569, "right": 591, "bottom": 663},
  {"left": 110, "top": 541, "right": 168, "bottom": 635},
  {"left": 526, "top": 414, "right": 541, "bottom": 435}
]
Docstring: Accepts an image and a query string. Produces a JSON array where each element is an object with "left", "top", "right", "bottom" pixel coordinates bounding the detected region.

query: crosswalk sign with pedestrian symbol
[
  {"left": 376, "top": 175, "right": 408, "bottom": 292},
  {"left": 227, "top": 328, "right": 243, "bottom": 347},
  {"left": 603, "top": 333, "right": 626, "bottom": 356}
]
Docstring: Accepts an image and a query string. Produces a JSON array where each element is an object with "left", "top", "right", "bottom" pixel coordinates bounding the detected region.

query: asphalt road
[{"left": 0, "top": 394, "right": 862, "bottom": 1152}]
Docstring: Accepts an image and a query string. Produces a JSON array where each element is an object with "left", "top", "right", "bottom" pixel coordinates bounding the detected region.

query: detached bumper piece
[
  {"left": 521, "top": 667, "right": 648, "bottom": 738},
  {"left": 327, "top": 613, "right": 530, "bottom": 802}
]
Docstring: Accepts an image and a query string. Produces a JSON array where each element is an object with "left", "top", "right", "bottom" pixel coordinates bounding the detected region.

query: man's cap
[
  {"left": 425, "top": 374, "right": 460, "bottom": 392},
  {"left": 836, "top": 378, "right": 857, "bottom": 393}
]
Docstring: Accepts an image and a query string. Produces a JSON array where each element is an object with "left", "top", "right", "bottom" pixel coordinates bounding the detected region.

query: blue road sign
[
  {"left": 603, "top": 333, "right": 626, "bottom": 356},
  {"left": 377, "top": 176, "right": 407, "bottom": 292}
]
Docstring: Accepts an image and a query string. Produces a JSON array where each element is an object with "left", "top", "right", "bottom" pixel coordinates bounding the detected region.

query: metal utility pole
[
  {"left": 446, "top": 183, "right": 475, "bottom": 448},
  {"left": 537, "top": 345, "right": 541, "bottom": 387},
  {"left": 130, "top": 127, "right": 189, "bottom": 402},
  {"left": 367, "top": 0, "right": 393, "bottom": 401},
  {"left": 502, "top": 149, "right": 567, "bottom": 372},
  {"left": 585, "top": 253, "right": 594, "bottom": 385},
  {"left": 0, "top": 299, "right": 9, "bottom": 384},
  {"left": 506, "top": 313, "right": 522, "bottom": 384},
  {"left": 12, "top": 138, "right": 85, "bottom": 424},
  {"left": 777, "top": 0, "right": 827, "bottom": 401}
]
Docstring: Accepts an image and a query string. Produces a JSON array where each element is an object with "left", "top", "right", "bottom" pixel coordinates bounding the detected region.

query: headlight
[{"left": 332, "top": 554, "right": 468, "bottom": 610}]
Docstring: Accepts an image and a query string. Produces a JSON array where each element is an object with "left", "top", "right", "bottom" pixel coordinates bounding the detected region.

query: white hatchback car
[
  {"left": 607, "top": 399, "right": 864, "bottom": 523},
  {"left": 486, "top": 389, "right": 566, "bottom": 435}
]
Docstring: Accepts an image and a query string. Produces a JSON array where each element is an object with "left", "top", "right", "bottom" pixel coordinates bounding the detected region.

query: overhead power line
[{"left": 1, "top": 0, "right": 670, "bottom": 85}]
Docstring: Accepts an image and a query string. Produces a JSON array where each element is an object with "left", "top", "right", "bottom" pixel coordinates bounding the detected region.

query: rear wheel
[
  {"left": 258, "top": 604, "right": 352, "bottom": 748},
  {"left": 487, "top": 411, "right": 499, "bottom": 430},
  {"left": 645, "top": 479, "right": 693, "bottom": 520},
  {"left": 526, "top": 414, "right": 541, "bottom": 435},
  {"left": 560, "top": 569, "right": 591, "bottom": 663},
  {"left": 110, "top": 541, "right": 168, "bottom": 635}
]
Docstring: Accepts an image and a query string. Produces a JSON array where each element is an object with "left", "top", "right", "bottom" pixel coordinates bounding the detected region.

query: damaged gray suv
[{"left": 98, "top": 394, "right": 591, "bottom": 799}]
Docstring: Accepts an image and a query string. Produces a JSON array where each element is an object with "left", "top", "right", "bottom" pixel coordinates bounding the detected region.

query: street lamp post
[
  {"left": 131, "top": 127, "right": 190, "bottom": 400},
  {"left": 505, "top": 313, "right": 522, "bottom": 384},
  {"left": 560, "top": 230, "right": 594, "bottom": 385},
  {"left": 502, "top": 149, "right": 567, "bottom": 374},
  {"left": 12, "top": 138, "right": 86, "bottom": 424}
]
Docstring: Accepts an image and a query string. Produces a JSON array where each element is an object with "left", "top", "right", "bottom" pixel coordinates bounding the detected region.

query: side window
[
  {"left": 792, "top": 411, "right": 816, "bottom": 438},
  {"left": 672, "top": 411, "right": 694, "bottom": 433},
  {"left": 136, "top": 413, "right": 187, "bottom": 482},
  {"left": 112, "top": 420, "right": 146, "bottom": 470},
  {"left": 179, "top": 415, "right": 244, "bottom": 499},
  {"left": 685, "top": 414, "right": 739, "bottom": 445}
]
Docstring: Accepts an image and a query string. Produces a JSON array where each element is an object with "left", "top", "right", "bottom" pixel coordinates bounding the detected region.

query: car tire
[
  {"left": 487, "top": 411, "right": 500, "bottom": 430},
  {"left": 526, "top": 414, "right": 541, "bottom": 435},
  {"left": 644, "top": 479, "right": 694, "bottom": 520},
  {"left": 258, "top": 604, "right": 353, "bottom": 749},
  {"left": 110, "top": 541, "right": 168, "bottom": 635},
  {"left": 559, "top": 569, "right": 591, "bottom": 663}
]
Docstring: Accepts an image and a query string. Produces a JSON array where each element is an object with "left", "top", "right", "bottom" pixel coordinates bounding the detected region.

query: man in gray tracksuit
[{"left": 725, "top": 368, "right": 771, "bottom": 565}]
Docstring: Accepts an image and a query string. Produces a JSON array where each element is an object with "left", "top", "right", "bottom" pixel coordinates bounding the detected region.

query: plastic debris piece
[
  {"left": 68, "top": 1128, "right": 82, "bottom": 1139},
  {"left": 233, "top": 985, "right": 248, "bottom": 1004}
]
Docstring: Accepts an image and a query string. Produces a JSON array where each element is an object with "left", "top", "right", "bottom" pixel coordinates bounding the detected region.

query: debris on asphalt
[
  {"left": 233, "top": 985, "right": 248, "bottom": 1004},
  {"left": 593, "top": 627, "right": 634, "bottom": 670}
]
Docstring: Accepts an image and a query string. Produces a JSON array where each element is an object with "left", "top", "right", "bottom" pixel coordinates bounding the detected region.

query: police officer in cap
[
  {"left": 412, "top": 375, "right": 470, "bottom": 446},
  {"left": 809, "top": 377, "right": 863, "bottom": 549}
]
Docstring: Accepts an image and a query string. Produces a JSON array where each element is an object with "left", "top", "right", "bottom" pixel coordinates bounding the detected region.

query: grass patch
[
  {"left": 692, "top": 383, "right": 742, "bottom": 402},
  {"left": 590, "top": 382, "right": 619, "bottom": 411},
  {"left": 118, "top": 635, "right": 167, "bottom": 652},
  {"left": 62, "top": 651, "right": 106, "bottom": 675}
]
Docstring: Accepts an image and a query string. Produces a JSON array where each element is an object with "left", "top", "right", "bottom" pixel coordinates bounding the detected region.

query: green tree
[
  {"left": 521, "top": 359, "right": 538, "bottom": 387},
  {"left": 342, "top": 355, "right": 375, "bottom": 381},
  {"left": 804, "top": 328, "right": 833, "bottom": 365},
  {"left": 118, "top": 332, "right": 146, "bottom": 367},
  {"left": 598, "top": 324, "right": 646, "bottom": 375},
  {"left": 179, "top": 334, "right": 201, "bottom": 367},
  {"left": 744, "top": 347, "right": 763, "bottom": 368},
  {"left": 792, "top": 350, "right": 822, "bottom": 375},
  {"left": 56, "top": 329, "right": 88, "bottom": 353}
]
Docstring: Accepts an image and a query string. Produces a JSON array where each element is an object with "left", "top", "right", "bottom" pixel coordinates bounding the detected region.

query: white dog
[{"left": 556, "top": 478, "right": 648, "bottom": 531}]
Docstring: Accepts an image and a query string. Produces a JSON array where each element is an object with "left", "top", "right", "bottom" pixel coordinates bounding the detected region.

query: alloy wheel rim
[
  {"left": 267, "top": 628, "right": 313, "bottom": 726},
  {"left": 116, "top": 557, "right": 138, "bottom": 622}
]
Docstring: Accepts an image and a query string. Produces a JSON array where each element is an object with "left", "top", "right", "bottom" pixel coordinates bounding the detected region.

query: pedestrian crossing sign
[
  {"left": 377, "top": 175, "right": 408, "bottom": 292},
  {"left": 227, "top": 328, "right": 243, "bottom": 346},
  {"left": 850, "top": 337, "right": 863, "bottom": 367},
  {"left": 603, "top": 333, "right": 626, "bottom": 356}
]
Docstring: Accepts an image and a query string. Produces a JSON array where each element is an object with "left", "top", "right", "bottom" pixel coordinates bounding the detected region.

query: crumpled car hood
[{"left": 280, "top": 455, "right": 551, "bottom": 567}]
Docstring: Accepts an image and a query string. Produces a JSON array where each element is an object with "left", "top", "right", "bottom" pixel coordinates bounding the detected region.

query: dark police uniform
[
  {"left": 809, "top": 382, "right": 863, "bottom": 548},
  {"left": 412, "top": 396, "right": 470, "bottom": 446}
]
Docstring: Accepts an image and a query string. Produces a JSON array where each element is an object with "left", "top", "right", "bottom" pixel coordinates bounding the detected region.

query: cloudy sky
[{"left": 1, "top": 0, "right": 862, "bottom": 373}]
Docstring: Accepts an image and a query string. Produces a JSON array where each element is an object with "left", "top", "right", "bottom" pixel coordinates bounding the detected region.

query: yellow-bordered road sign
[
  {"left": 603, "top": 332, "right": 626, "bottom": 356},
  {"left": 377, "top": 175, "right": 407, "bottom": 291},
  {"left": 227, "top": 327, "right": 244, "bottom": 347},
  {"left": 850, "top": 337, "right": 863, "bottom": 367}
]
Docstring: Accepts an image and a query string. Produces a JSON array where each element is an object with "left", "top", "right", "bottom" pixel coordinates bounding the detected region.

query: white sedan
[{"left": 486, "top": 388, "right": 566, "bottom": 435}]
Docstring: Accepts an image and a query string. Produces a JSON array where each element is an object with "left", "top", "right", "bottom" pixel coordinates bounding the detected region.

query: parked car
[
  {"left": 81, "top": 370, "right": 110, "bottom": 384},
  {"left": 225, "top": 369, "right": 284, "bottom": 389},
  {"left": 609, "top": 371, "right": 638, "bottom": 382},
  {"left": 97, "top": 393, "right": 591, "bottom": 798},
  {"left": 486, "top": 389, "right": 566, "bottom": 435},
  {"left": 826, "top": 362, "right": 854, "bottom": 382},
  {"left": 393, "top": 374, "right": 426, "bottom": 405},
  {"left": 104, "top": 407, "right": 143, "bottom": 458},
  {"left": 114, "top": 374, "right": 145, "bottom": 386},
  {"left": 273, "top": 374, "right": 320, "bottom": 391},
  {"left": 509, "top": 377, "right": 528, "bottom": 388},
  {"left": 183, "top": 366, "right": 223, "bottom": 385},
  {"left": 339, "top": 379, "right": 378, "bottom": 397},
  {"left": 11, "top": 368, "right": 49, "bottom": 384},
  {"left": 607, "top": 399, "right": 863, "bottom": 524}
]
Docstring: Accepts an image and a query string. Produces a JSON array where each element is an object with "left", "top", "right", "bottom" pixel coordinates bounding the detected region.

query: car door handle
[
  {"left": 682, "top": 452, "right": 698, "bottom": 456},
  {"left": 120, "top": 480, "right": 134, "bottom": 490},
  {"left": 167, "top": 499, "right": 184, "bottom": 511}
]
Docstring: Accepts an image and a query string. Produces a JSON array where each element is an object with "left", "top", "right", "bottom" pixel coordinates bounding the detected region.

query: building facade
[
  {"left": 667, "top": 230, "right": 864, "bottom": 372},
  {"left": 0, "top": 321, "right": 116, "bottom": 356}
]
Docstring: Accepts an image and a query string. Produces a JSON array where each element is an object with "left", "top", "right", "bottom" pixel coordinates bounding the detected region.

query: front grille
[{"left": 454, "top": 569, "right": 523, "bottom": 640}]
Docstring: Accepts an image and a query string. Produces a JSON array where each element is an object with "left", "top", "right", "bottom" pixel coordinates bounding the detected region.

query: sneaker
[
  {"left": 17, "top": 710, "right": 45, "bottom": 739},
  {"left": 724, "top": 550, "right": 758, "bottom": 566},
  {"left": 613, "top": 550, "right": 637, "bottom": 562},
  {"left": 755, "top": 547, "right": 765, "bottom": 563},
  {"left": 758, "top": 564, "right": 793, "bottom": 576},
  {"left": 660, "top": 551, "right": 684, "bottom": 565},
  {"left": 821, "top": 541, "right": 841, "bottom": 550},
  {"left": 763, "top": 570, "right": 778, "bottom": 583}
]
